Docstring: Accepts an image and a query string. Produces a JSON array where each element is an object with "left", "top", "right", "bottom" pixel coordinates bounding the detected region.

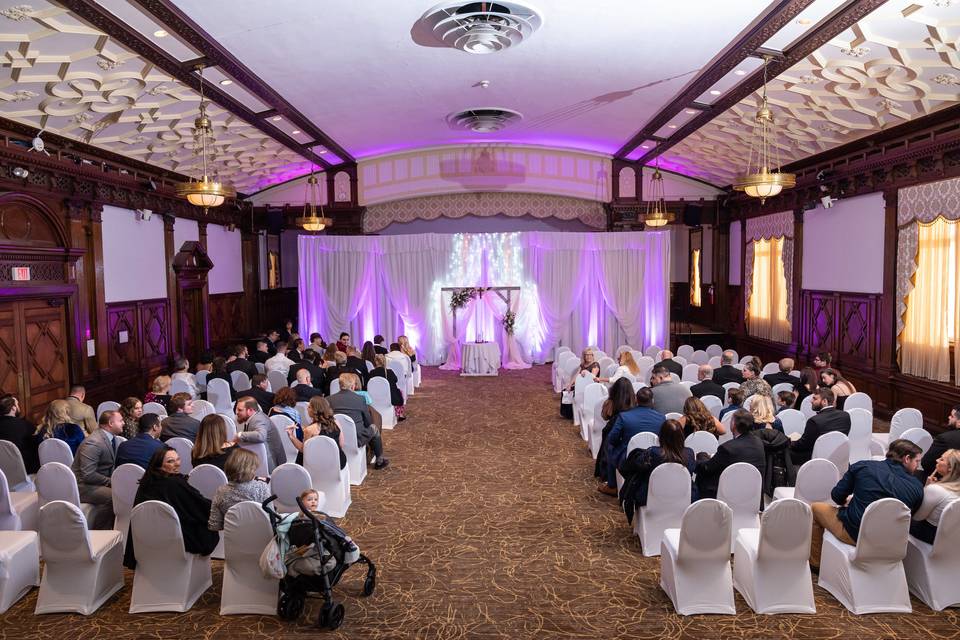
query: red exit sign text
[{"left": 11, "top": 267, "right": 30, "bottom": 281}]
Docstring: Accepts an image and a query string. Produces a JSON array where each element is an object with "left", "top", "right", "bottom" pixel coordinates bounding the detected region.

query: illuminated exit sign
[{"left": 11, "top": 267, "right": 30, "bottom": 281}]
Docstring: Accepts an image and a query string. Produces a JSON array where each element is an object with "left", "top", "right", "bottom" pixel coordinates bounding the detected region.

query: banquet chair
[
  {"left": 400, "top": 353, "right": 415, "bottom": 396},
  {"left": 602, "top": 362, "right": 618, "bottom": 379},
  {"left": 846, "top": 408, "right": 873, "bottom": 464},
  {"left": 708, "top": 356, "right": 722, "bottom": 369},
  {"left": 553, "top": 352, "right": 576, "bottom": 391},
  {"left": 582, "top": 383, "right": 607, "bottom": 452},
  {"left": 142, "top": 402, "right": 167, "bottom": 417},
  {"left": 195, "top": 370, "right": 208, "bottom": 392},
  {"left": 634, "top": 462, "right": 691, "bottom": 556},
  {"left": 0, "top": 469, "right": 37, "bottom": 531},
  {"left": 303, "top": 436, "right": 351, "bottom": 518},
  {"left": 843, "top": 392, "right": 873, "bottom": 414},
  {"left": 722, "top": 382, "right": 740, "bottom": 403},
  {"left": 740, "top": 355, "right": 755, "bottom": 365},
  {"left": 873, "top": 408, "right": 922, "bottom": 450},
  {"left": 684, "top": 431, "right": 718, "bottom": 457},
  {"left": 904, "top": 500, "right": 960, "bottom": 611},
  {"left": 188, "top": 464, "right": 228, "bottom": 559},
  {"left": 387, "top": 360, "right": 408, "bottom": 403},
  {"left": 761, "top": 362, "right": 779, "bottom": 376},
  {"left": 811, "top": 432, "right": 849, "bottom": 474},
  {"left": 676, "top": 345, "right": 694, "bottom": 360},
  {"left": 560, "top": 357, "right": 581, "bottom": 393},
  {"left": 680, "top": 381, "right": 695, "bottom": 391},
  {"left": 617, "top": 432, "right": 659, "bottom": 491},
  {"left": 334, "top": 414, "right": 367, "bottom": 487},
  {"left": 681, "top": 364, "right": 699, "bottom": 382},
  {"left": 572, "top": 374, "right": 591, "bottom": 433},
  {"left": 664, "top": 412, "right": 682, "bottom": 420},
  {"left": 598, "top": 356, "right": 616, "bottom": 372},
  {"left": 129, "top": 500, "right": 212, "bottom": 613},
  {"left": 700, "top": 395, "right": 723, "bottom": 418},
  {"left": 170, "top": 378, "right": 193, "bottom": 397},
  {"left": 669, "top": 373, "right": 681, "bottom": 384},
  {"left": 799, "top": 395, "right": 815, "bottom": 419},
  {"left": 706, "top": 344, "right": 723, "bottom": 358},
  {"left": 717, "top": 463, "right": 762, "bottom": 552},
  {"left": 366, "top": 360, "right": 375, "bottom": 373},
  {"left": 742, "top": 394, "right": 756, "bottom": 412},
  {"left": 777, "top": 409, "right": 805, "bottom": 438},
  {"left": 267, "top": 370, "right": 288, "bottom": 393},
  {"left": 772, "top": 458, "right": 839, "bottom": 504},
  {"left": 38, "top": 438, "right": 74, "bottom": 467},
  {"left": 110, "top": 463, "right": 144, "bottom": 548},
  {"left": 719, "top": 413, "right": 734, "bottom": 444},
  {"left": 166, "top": 437, "right": 195, "bottom": 474},
  {"left": 790, "top": 370, "right": 801, "bottom": 378},
  {"left": 900, "top": 427, "right": 934, "bottom": 459},
  {"left": 589, "top": 400, "right": 606, "bottom": 459},
  {"left": 818, "top": 498, "right": 912, "bottom": 614},
  {"left": 230, "top": 371, "right": 251, "bottom": 392},
  {"left": 95, "top": 401, "right": 119, "bottom": 420},
  {"left": 221, "top": 501, "right": 278, "bottom": 615},
  {"left": 255, "top": 363, "right": 265, "bottom": 375},
  {"left": 368, "top": 377, "right": 397, "bottom": 429},
  {"left": 294, "top": 402, "right": 310, "bottom": 429},
  {"left": 0, "top": 529, "right": 38, "bottom": 612},
  {"left": 0, "top": 442, "right": 33, "bottom": 492},
  {"left": 270, "top": 414, "right": 300, "bottom": 464},
  {"left": 644, "top": 345, "right": 662, "bottom": 359},
  {"left": 690, "top": 350, "right": 709, "bottom": 365},
  {"left": 238, "top": 442, "right": 270, "bottom": 477},
  {"left": 219, "top": 413, "right": 238, "bottom": 441},
  {"left": 660, "top": 499, "right": 735, "bottom": 615},
  {"left": 329, "top": 379, "right": 341, "bottom": 396},
  {"left": 36, "top": 462, "right": 94, "bottom": 525},
  {"left": 207, "top": 378, "right": 234, "bottom": 415},
  {"left": 770, "top": 382, "right": 795, "bottom": 398},
  {"left": 270, "top": 463, "right": 319, "bottom": 514},
  {"left": 192, "top": 399, "right": 216, "bottom": 420},
  {"left": 35, "top": 500, "right": 123, "bottom": 615},
  {"left": 672, "top": 355, "right": 687, "bottom": 367},
  {"left": 733, "top": 498, "right": 815, "bottom": 614}
]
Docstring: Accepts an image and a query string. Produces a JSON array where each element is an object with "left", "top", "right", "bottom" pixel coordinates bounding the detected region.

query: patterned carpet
[{"left": 3, "top": 366, "right": 959, "bottom": 639}]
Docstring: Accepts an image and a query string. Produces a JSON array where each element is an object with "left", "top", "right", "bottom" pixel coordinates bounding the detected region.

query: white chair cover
[
  {"left": 721, "top": 382, "right": 740, "bottom": 403},
  {"left": 811, "top": 432, "right": 849, "bottom": 474},
  {"left": 706, "top": 344, "right": 723, "bottom": 358},
  {"left": 368, "top": 377, "right": 396, "bottom": 429},
  {"left": 38, "top": 438, "right": 73, "bottom": 467},
  {"left": 904, "top": 500, "right": 960, "bottom": 611},
  {"left": 0, "top": 530, "right": 39, "bottom": 613},
  {"left": 690, "top": 350, "right": 709, "bottom": 365},
  {"left": 843, "top": 392, "right": 873, "bottom": 414},
  {"left": 733, "top": 498, "right": 815, "bottom": 614},
  {"left": 900, "top": 427, "right": 934, "bottom": 459},
  {"left": 672, "top": 355, "right": 687, "bottom": 367},
  {"left": 560, "top": 358, "right": 580, "bottom": 392},
  {"left": 708, "top": 356, "right": 722, "bottom": 369},
  {"left": 230, "top": 370, "right": 252, "bottom": 392},
  {"left": 684, "top": 431, "right": 718, "bottom": 457},
  {"left": 617, "top": 432, "right": 659, "bottom": 491},
  {"left": 192, "top": 399, "right": 216, "bottom": 420},
  {"left": 635, "top": 462, "right": 691, "bottom": 556},
  {"left": 589, "top": 398, "right": 606, "bottom": 459},
  {"left": 329, "top": 379, "right": 341, "bottom": 396},
  {"left": 294, "top": 402, "right": 310, "bottom": 427},
  {"left": 303, "top": 436, "right": 351, "bottom": 518},
  {"left": 195, "top": 370, "right": 208, "bottom": 392},
  {"left": 583, "top": 382, "right": 607, "bottom": 453},
  {"left": 255, "top": 363, "right": 265, "bottom": 374},
  {"left": 772, "top": 458, "right": 839, "bottom": 504},
  {"left": 387, "top": 359, "right": 408, "bottom": 402},
  {"left": 35, "top": 501, "right": 123, "bottom": 615},
  {"left": 846, "top": 408, "right": 873, "bottom": 464},
  {"left": 219, "top": 413, "right": 238, "bottom": 441},
  {"left": 760, "top": 362, "right": 779, "bottom": 376},
  {"left": 700, "top": 395, "right": 723, "bottom": 418},
  {"left": 188, "top": 464, "right": 228, "bottom": 560},
  {"left": 221, "top": 501, "right": 278, "bottom": 615},
  {"left": 644, "top": 345, "right": 662, "bottom": 359},
  {"left": 874, "top": 408, "right": 923, "bottom": 449},
  {"left": 366, "top": 360, "right": 375, "bottom": 373},
  {"left": 36, "top": 462, "right": 93, "bottom": 526},
  {"left": 799, "top": 395, "right": 815, "bottom": 419},
  {"left": 717, "top": 462, "right": 762, "bottom": 552},
  {"left": 270, "top": 463, "right": 319, "bottom": 514},
  {"left": 739, "top": 355, "right": 754, "bottom": 365},
  {"left": 170, "top": 378, "right": 193, "bottom": 397},
  {"left": 660, "top": 499, "right": 735, "bottom": 615},
  {"left": 679, "top": 381, "right": 695, "bottom": 391},
  {"left": 676, "top": 345, "right": 694, "bottom": 360},
  {"left": 335, "top": 414, "right": 367, "bottom": 487},
  {"left": 770, "top": 382, "right": 794, "bottom": 398},
  {"left": 0, "top": 469, "right": 37, "bottom": 532},
  {"left": 142, "top": 402, "right": 167, "bottom": 417},
  {"left": 681, "top": 364, "right": 699, "bottom": 382},
  {"left": 742, "top": 395, "right": 756, "bottom": 412},
  {"left": 110, "top": 463, "right": 144, "bottom": 548},
  {"left": 818, "top": 498, "right": 912, "bottom": 614},
  {"left": 207, "top": 378, "right": 234, "bottom": 415},
  {"left": 95, "top": 401, "right": 119, "bottom": 420},
  {"left": 572, "top": 374, "right": 591, "bottom": 434},
  {"left": 777, "top": 409, "right": 805, "bottom": 437},
  {"left": 664, "top": 412, "right": 682, "bottom": 420},
  {"left": 270, "top": 414, "right": 300, "bottom": 464},
  {"left": 0, "top": 442, "right": 32, "bottom": 492},
  {"left": 789, "top": 370, "right": 801, "bottom": 378},
  {"left": 129, "top": 500, "right": 212, "bottom": 613},
  {"left": 238, "top": 442, "right": 269, "bottom": 477},
  {"left": 267, "top": 370, "right": 288, "bottom": 392},
  {"left": 166, "top": 437, "right": 195, "bottom": 475}
]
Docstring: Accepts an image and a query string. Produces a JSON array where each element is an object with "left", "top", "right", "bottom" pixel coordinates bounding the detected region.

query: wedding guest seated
[
  {"left": 65, "top": 385, "right": 97, "bottom": 434},
  {"left": 694, "top": 410, "right": 765, "bottom": 500},
  {"left": 690, "top": 365, "right": 725, "bottom": 400},
  {"left": 322, "top": 351, "right": 351, "bottom": 395},
  {"left": 369, "top": 354, "right": 406, "bottom": 421},
  {"left": 265, "top": 341, "right": 296, "bottom": 377},
  {"left": 191, "top": 414, "right": 237, "bottom": 470},
  {"left": 265, "top": 329, "right": 280, "bottom": 354},
  {"left": 399, "top": 335, "right": 418, "bottom": 372},
  {"left": 160, "top": 392, "right": 201, "bottom": 442},
  {"left": 599, "top": 387, "right": 665, "bottom": 496},
  {"left": 921, "top": 406, "right": 960, "bottom": 478},
  {"left": 321, "top": 344, "right": 338, "bottom": 369},
  {"left": 208, "top": 448, "right": 272, "bottom": 531},
  {"left": 294, "top": 369, "right": 324, "bottom": 402},
  {"left": 144, "top": 374, "right": 172, "bottom": 408},
  {"left": 119, "top": 397, "right": 143, "bottom": 439},
  {"left": 373, "top": 335, "right": 389, "bottom": 355},
  {"left": 740, "top": 363, "right": 771, "bottom": 399},
  {"left": 247, "top": 374, "right": 275, "bottom": 412},
  {"left": 789, "top": 387, "right": 851, "bottom": 466},
  {"left": 594, "top": 378, "right": 636, "bottom": 488},
  {"left": 619, "top": 419, "right": 697, "bottom": 522},
  {"left": 812, "top": 351, "right": 835, "bottom": 378},
  {"left": 361, "top": 341, "right": 378, "bottom": 368},
  {"left": 677, "top": 396, "right": 726, "bottom": 437},
  {"left": 288, "top": 349, "right": 324, "bottom": 387},
  {"left": 565, "top": 351, "right": 602, "bottom": 394},
  {"left": 225, "top": 344, "right": 258, "bottom": 380},
  {"left": 328, "top": 374, "right": 389, "bottom": 470},
  {"left": 288, "top": 338, "right": 306, "bottom": 363},
  {"left": 820, "top": 368, "right": 856, "bottom": 409},
  {"left": 125, "top": 445, "right": 219, "bottom": 569},
  {"left": 750, "top": 395, "right": 783, "bottom": 433},
  {"left": 279, "top": 319, "right": 295, "bottom": 342},
  {"left": 657, "top": 350, "right": 683, "bottom": 377},
  {"left": 808, "top": 439, "right": 923, "bottom": 569},
  {"left": 911, "top": 449, "right": 960, "bottom": 544},
  {"left": 795, "top": 367, "right": 818, "bottom": 407},
  {"left": 610, "top": 350, "right": 641, "bottom": 384},
  {"left": 718, "top": 388, "right": 745, "bottom": 421},
  {"left": 309, "top": 332, "right": 327, "bottom": 352},
  {"left": 650, "top": 364, "right": 691, "bottom": 415},
  {"left": 775, "top": 390, "right": 796, "bottom": 413},
  {"left": 336, "top": 332, "right": 351, "bottom": 353},
  {"left": 195, "top": 350, "right": 214, "bottom": 375},
  {"left": 712, "top": 350, "right": 744, "bottom": 385},
  {"left": 35, "top": 399, "right": 85, "bottom": 455},
  {"left": 344, "top": 347, "right": 369, "bottom": 382},
  {"left": 207, "top": 357, "right": 237, "bottom": 400},
  {"left": 72, "top": 410, "right": 124, "bottom": 530},
  {"left": 285, "top": 396, "right": 346, "bottom": 468},
  {"left": 234, "top": 396, "right": 286, "bottom": 471},
  {"left": 0, "top": 394, "right": 39, "bottom": 474},
  {"left": 250, "top": 340, "right": 271, "bottom": 364},
  {"left": 763, "top": 358, "right": 800, "bottom": 390},
  {"left": 115, "top": 413, "right": 165, "bottom": 469},
  {"left": 171, "top": 357, "right": 199, "bottom": 398},
  {"left": 269, "top": 387, "right": 303, "bottom": 440}
]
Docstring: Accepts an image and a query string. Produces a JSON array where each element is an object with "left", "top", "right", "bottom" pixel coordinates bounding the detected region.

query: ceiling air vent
[
  {"left": 420, "top": 1, "right": 544, "bottom": 54},
  {"left": 449, "top": 108, "right": 523, "bottom": 132}
]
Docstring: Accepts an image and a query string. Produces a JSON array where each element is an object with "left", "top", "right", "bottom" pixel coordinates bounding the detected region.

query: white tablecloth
[{"left": 461, "top": 342, "right": 501, "bottom": 376}]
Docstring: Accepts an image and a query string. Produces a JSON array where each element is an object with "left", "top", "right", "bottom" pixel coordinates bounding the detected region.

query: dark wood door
[
  {"left": 180, "top": 286, "right": 204, "bottom": 362},
  {"left": 0, "top": 299, "right": 69, "bottom": 422}
]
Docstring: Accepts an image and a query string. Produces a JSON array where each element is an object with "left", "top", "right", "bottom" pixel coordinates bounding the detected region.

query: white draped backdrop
[{"left": 298, "top": 231, "right": 670, "bottom": 366}]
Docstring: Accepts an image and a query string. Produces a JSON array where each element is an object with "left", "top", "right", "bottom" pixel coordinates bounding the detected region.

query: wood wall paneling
[{"left": 208, "top": 292, "right": 247, "bottom": 349}]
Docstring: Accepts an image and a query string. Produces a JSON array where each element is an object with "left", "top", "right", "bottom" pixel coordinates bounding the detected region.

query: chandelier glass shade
[
  {"left": 296, "top": 171, "right": 332, "bottom": 232},
  {"left": 643, "top": 159, "right": 672, "bottom": 228},
  {"left": 177, "top": 65, "right": 235, "bottom": 210}
]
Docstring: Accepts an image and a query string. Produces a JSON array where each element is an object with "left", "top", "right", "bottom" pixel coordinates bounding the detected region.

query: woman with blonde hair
[
  {"left": 208, "top": 448, "right": 271, "bottom": 531},
  {"left": 749, "top": 394, "right": 783, "bottom": 433},
  {"left": 34, "top": 399, "right": 85, "bottom": 454},
  {"left": 677, "top": 396, "right": 726, "bottom": 437},
  {"left": 911, "top": 449, "right": 960, "bottom": 543},
  {"left": 610, "top": 350, "right": 641, "bottom": 384},
  {"left": 144, "top": 374, "right": 172, "bottom": 407},
  {"left": 285, "top": 396, "right": 346, "bottom": 469}
]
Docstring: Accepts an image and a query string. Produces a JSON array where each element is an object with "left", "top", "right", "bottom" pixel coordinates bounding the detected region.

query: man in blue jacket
[
  {"left": 600, "top": 387, "right": 665, "bottom": 495},
  {"left": 115, "top": 413, "right": 165, "bottom": 469}
]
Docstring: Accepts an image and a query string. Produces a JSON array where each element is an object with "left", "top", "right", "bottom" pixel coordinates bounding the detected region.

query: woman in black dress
[
  {"left": 285, "top": 396, "right": 346, "bottom": 469},
  {"left": 191, "top": 414, "right": 237, "bottom": 470},
  {"left": 368, "top": 353, "right": 406, "bottom": 420}
]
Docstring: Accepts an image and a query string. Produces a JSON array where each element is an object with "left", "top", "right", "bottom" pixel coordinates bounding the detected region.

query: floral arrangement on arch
[
  {"left": 449, "top": 287, "right": 490, "bottom": 311},
  {"left": 502, "top": 310, "right": 516, "bottom": 336}
]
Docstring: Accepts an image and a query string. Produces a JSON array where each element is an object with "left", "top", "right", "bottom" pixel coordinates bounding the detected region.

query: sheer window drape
[
  {"left": 690, "top": 249, "right": 702, "bottom": 307},
  {"left": 747, "top": 237, "right": 791, "bottom": 343}
]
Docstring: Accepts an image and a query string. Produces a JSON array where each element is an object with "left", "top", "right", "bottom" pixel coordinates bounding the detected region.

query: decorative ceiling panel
[
  {"left": 663, "top": 0, "right": 960, "bottom": 186},
  {"left": 0, "top": 0, "right": 310, "bottom": 193}
]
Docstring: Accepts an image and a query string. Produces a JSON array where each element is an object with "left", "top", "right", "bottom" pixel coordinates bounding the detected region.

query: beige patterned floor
[{"left": 2, "top": 366, "right": 959, "bottom": 639}]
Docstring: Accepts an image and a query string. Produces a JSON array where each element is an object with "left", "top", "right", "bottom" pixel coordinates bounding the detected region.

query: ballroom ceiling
[{"left": 0, "top": 0, "right": 956, "bottom": 193}]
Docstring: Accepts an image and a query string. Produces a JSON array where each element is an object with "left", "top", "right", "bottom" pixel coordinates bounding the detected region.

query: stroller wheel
[
  {"left": 362, "top": 575, "right": 376, "bottom": 597},
  {"left": 319, "top": 601, "right": 345, "bottom": 630},
  {"left": 278, "top": 593, "right": 305, "bottom": 621}
]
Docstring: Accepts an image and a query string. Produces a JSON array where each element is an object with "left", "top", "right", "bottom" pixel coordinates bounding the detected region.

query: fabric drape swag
[
  {"left": 744, "top": 211, "right": 793, "bottom": 344},
  {"left": 690, "top": 249, "right": 702, "bottom": 307}
]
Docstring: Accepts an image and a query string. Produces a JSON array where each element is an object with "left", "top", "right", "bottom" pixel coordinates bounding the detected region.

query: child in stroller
[{"left": 262, "top": 490, "right": 376, "bottom": 630}]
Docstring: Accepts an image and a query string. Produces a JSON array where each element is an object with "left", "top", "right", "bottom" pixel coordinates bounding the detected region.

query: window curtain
[
  {"left": 744, "top": 211, "right": 794, "bottom": 344},
  {"left": 690, "top": 249, "right": 702, "bottom": 307}
]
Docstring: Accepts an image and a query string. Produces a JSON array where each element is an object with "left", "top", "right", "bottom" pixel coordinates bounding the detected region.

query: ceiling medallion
[
  {"left": 176, "top": 64, "right": 235, "bottom": 211},
  {"left": 296, "top": 167, "right": 332, "bottom": 233},
  {"left": 420, "top": 1, "right": 543, "bottom": 54},
  {"left": 449, "top": 107, "right": 522, "bottom": 132},
  {"left": 643, "top": 151, "right": 673, "bottom": 229},
  {"left": 732, "top": 56, "right": 795, "bottom": 204}
]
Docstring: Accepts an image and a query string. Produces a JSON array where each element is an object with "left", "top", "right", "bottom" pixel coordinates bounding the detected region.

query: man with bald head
[
  {"left": 690, "top": 364, "right": 726, "bottom": 400},
  {"left": 763, "top": 357, "right": 801, "bottom": 390},
  {"left": 712, "top": 350, "right": 744, "bottom": 385},
  {"left": 657, "top": 349, "right": 683, "bottom": 377}
]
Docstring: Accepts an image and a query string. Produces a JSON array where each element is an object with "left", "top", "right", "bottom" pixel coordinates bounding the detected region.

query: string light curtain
[{"left": 744, "top": 211, "right": 793, "bottom": 343}]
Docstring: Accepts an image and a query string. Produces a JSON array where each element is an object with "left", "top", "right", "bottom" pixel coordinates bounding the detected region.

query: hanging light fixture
[
  {"left": 176, "top": 64, "right": 235, "bottom": 210},
  {"left": 295, "top": 165, "right": 332, "bottom": 232},
  {"left": 732, "top": 56, "right": 795, "bottom": 203},
  {"left": 642, "top": 152, "right": 673, "bottom": 228}
]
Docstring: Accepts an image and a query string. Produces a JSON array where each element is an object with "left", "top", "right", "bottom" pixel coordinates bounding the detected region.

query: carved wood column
[
  {"left": 792, "top": 208, "right": 804, "bottom": 358},
  {"left": 162, "top": 213, "right": 179, "bottom": 358},
  {"left": 87, "top": 203, "right": 108, "bottom": 373},
  {"left": 877, "top": 188, "right": 899, "bottom": 380},
  {"left": 64, "top": 199, "right": 91, "bottom": 383},
  {"left": 714, "top": 221, "right": 730, "bottom": 331},
  {"left": 738, "top": 216, "right": 747, "bottom": 337},
  {"left": 241, "top": 229, "right": 259, "bottom": 337},
  {"left": 197, "top": 220, "right": 208, "bottom": 251}
]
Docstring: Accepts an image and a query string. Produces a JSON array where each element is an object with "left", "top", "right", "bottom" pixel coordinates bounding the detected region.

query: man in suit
[
  {"left": 322, "top": 351, "right": 351, "bottom": 395},
  {"left": 920, "top": 405, "right": 960, "bottom": 477},
  {"left": 225, "top": 344, "right": 259, "bottom": 380},
  {"left": 72, "top": 410, "right": 123, "bottom": 529},
  {"left": 373, "top": 334, "right": 388, "bottom": 356},
  {"left": 650, "top": 364, "right": 692, "bottom": 415},
  {"left": 712, "top": 350, "right": 744, "bottom": 386},
  {"left": 695, "top": 409, "right": 766, "bottom": 500},
  {"left": 657, "top": 350, "right": 683, "bottom": 377},
  {"left": 287, "top": 338, "right": 305, "bottom": 363},
  {"left": 599, "top": 388, "right": 666, "bottom": 495},
  {"left": 160, "top": 392, "right": 201, "bottom": 442},
  {"left": 265, "top": 329, "right": 280, "bottom": 355},
  {"left": 65, "top": 384, "right": 97, "bottom": 434},
  {"left": 690, "top": 365, "right": 726, "bottom": 401},
  {"left": 0, "top": 394, "right": 39, "bottom": 473},
  {"left": 763, "top": 358, "right": 800, "bottom": 390},
  {"left": 115, "top": 413, "right": 165, "bottom": 469},
  {"left": 328, "top": 374, "right": 389, "bottom": 470},
  {"left": 345, "top": 346, "right": 369, "bottom": 382},
  {"left": 250, "top": 340, "right": 271, "bottom": 364},
  {"left": 234, "top": 396, "right": 286, "bottom": 471},
  {"left": 247, "top": 374, "right": 275, "bottom": 412},
  {"left": 294, "top": 369, "right": 324, "bottom": 402},
  {"left": 288, "top": 350, "right": 324, "bottom": 387},
  {"left": 789, "top": 387, "right": 851, "bottom": 465}
]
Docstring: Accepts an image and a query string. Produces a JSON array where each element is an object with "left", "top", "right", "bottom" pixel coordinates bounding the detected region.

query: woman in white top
[
  {"left": 911, "top": 448, "right": 960, "bottom": 544},
  {"left": 609, "top": 350, "right": 641, "bottom": 385}
]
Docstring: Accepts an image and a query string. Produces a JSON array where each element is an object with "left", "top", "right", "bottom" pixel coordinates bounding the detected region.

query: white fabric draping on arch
[{"left": 298, "top": 231, "right": 670, "bottom": 366}]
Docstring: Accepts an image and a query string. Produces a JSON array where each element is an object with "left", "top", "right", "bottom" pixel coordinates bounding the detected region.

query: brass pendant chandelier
[
  {"left": 176, "top": 64, "right": 235, "bottom": 210},
  {"left": 295, "top": 166, "right": 332, "bottom": 232},
  {"left": 732, "top": 56, "right": 795, "bottom": 203},
  {"left": 643, "top": 152, "right": 672, "bottom": 228}
]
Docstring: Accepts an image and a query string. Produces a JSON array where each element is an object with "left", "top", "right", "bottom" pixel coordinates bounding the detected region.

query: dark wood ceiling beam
[
  {"left": 130, "top": 0, "right": 354, "bottom": 163},
  {"left": 625, "top": 0, "right": 889, "bottom": 166},
  {"left": 615, "top": 0, "right": 816, "bottom": 159},
  {"left": 58, "top": 0, "right": 334, "bottom": 171}
]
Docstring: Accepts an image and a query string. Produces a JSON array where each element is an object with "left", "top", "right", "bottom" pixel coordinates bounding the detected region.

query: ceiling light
[
  {"left": 710, "top": 90, "right": 722, "bottom": 96},
  {"left": 734, "top": 69, "right": 747, "bottom": 76},
  {"left": 641, "top": 145, "right": 650, "bottom": 149},
  {"left": 296, "top": 170, "right": 332, "bottom": 233},
  {"left": 668, "top": 124, "right": 677, "bottom": 129},
  {"left": 291, "top": 130, "right": 300, "bottom": 135},
  {"left": 450, "top": 107, "right": 522, "bottom": 133},
  {"left": 643, "top": 148, "right": 673, "bottom": 229},
  {"left": 685, "top": 109, "right": 697, "bottom": 115},
  {"left": 153, "top": 29, "right": 168, "bottom": 38},
  {"left": 219, "top": 79, "right": 233, "bottom": 86},
  {"left": 421, "top": 1, "right": 543, "bottom": 55},
  {"left": 797, "top": 18, "right": 811, "bottom": 25},
  {"left": 272, "top": 116, "right": 282, "bottom": 122},
  {"left": 317, "top": 149, "right": 328, "bottom": 154}
]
